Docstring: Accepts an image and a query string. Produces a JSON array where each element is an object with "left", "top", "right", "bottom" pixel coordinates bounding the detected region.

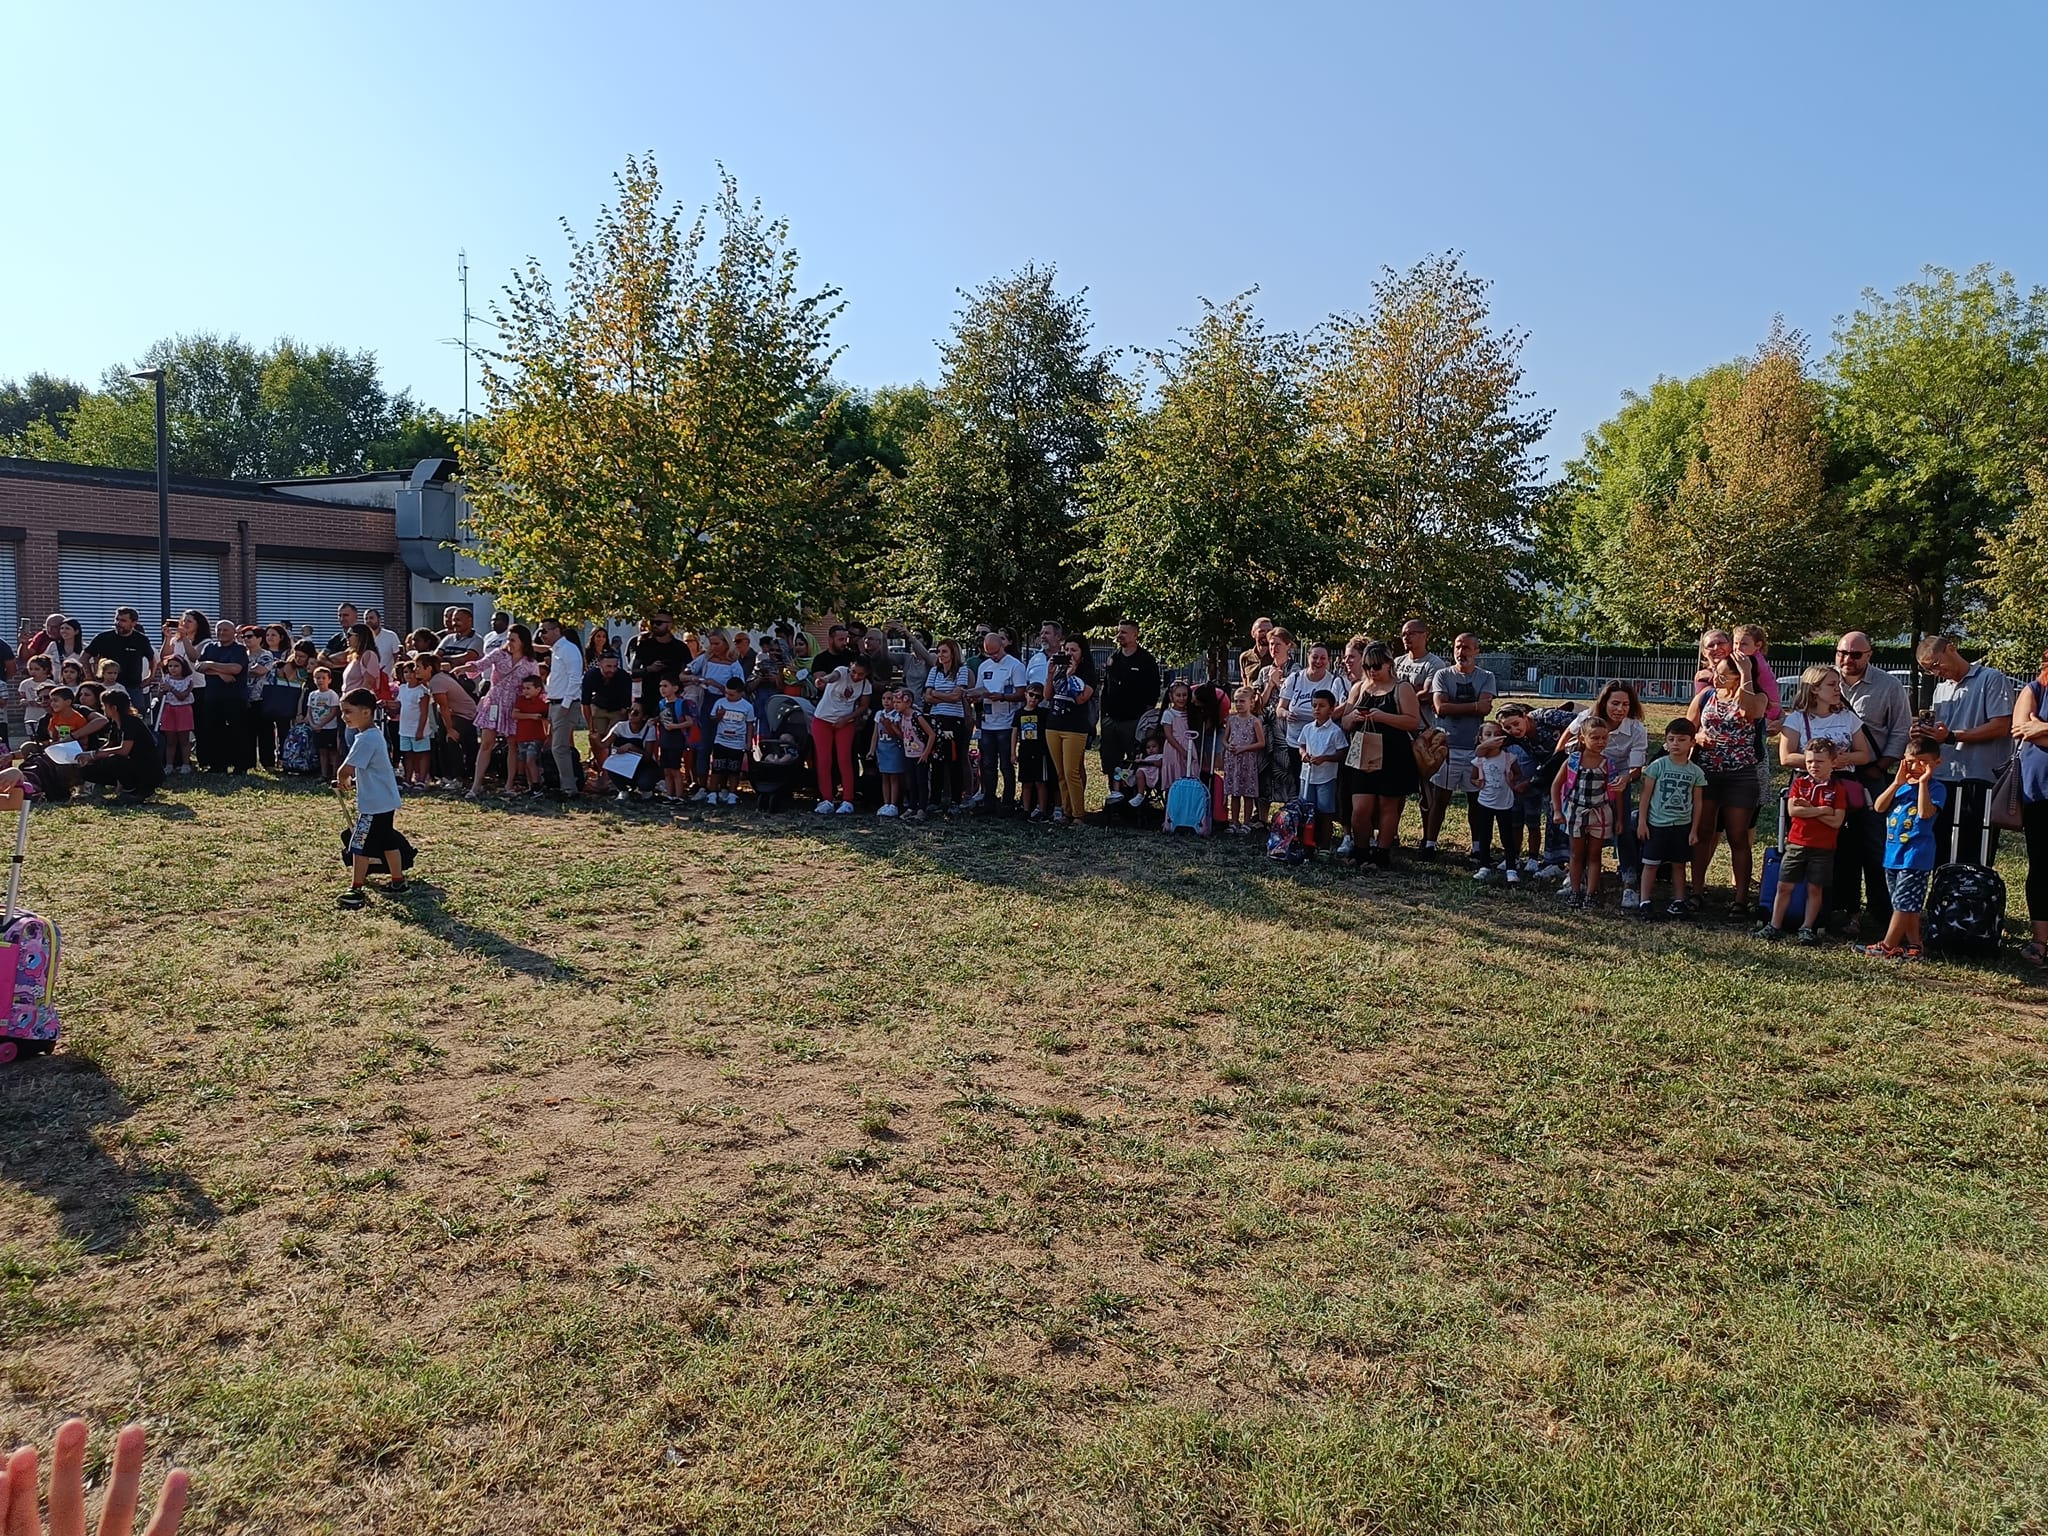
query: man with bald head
[
  {"left": 1238, "top": 617, "right": 1275, "bottom": 690},
  {"left": 1836, "top": 630, "right": 1910, "bottom": 928}
]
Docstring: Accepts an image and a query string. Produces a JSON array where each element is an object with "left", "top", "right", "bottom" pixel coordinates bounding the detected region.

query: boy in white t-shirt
[
  {"left": 707, "top": 676, "right": 756, "bottom": 806},
  {"left": 1297, "top": 689, "right": 1348, "bottom": 851}
]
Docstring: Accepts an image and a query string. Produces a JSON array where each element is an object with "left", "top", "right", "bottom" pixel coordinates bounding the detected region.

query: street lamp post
[{"left": 129, "top": 368, "right": 170, "bottom": 631}]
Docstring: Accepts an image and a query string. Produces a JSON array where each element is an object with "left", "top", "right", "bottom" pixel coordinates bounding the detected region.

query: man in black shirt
[
  {"left": 86, "top": 607, "right": 155, "bottom": 694},
  {"left": 810, "top": 624, "right": 859, "bottom": 695},
  {"left": 1097, "top": 619, "right": 1161, "bottom": 780},
  {"left": 323, "top": 603, "right": 363, "bottom": 669},
  {"left": 629, "top": 612, "right": 693, "bottom": 711},
  {"left": 194, "top": 620, "right": 252, "bottom": 775},
  {"left": 581, "top": 650, "right": 634, "bottom": 772}
]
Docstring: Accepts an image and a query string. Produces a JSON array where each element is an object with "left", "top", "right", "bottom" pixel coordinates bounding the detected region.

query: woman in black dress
[{"left": 1339, "top": 642, "right": 1421, "bottom": 865}]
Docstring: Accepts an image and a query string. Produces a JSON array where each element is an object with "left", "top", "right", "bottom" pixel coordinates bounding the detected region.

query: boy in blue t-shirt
[{"left": 1858, "top": 731, "right": 1946, "bottom": 962}]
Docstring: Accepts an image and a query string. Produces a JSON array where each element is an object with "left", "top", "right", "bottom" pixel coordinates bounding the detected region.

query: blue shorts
[
  {"left": 1886, "top": 867, "right": 1931, "bottom": 915},
  {"left": 1304, "top": 777, "right": 1338, "bottom": 815},
  {"left": 399, "top": 735, "right": 432, "bottom": 755}
]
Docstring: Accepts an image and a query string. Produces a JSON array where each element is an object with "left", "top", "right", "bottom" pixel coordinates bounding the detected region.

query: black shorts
[
  {"left": 1016, "top": 744, "right": 1054, "bottom": 784},
  {"left": 1643, "top": 822, "right": 1692, "bottom": 866},
  {"left": 1703, "top": 768, "right": 1761, "bottom": 810},
  {"left": 658, "top": 735, "right": 687, "bottom": 770},
  {"left": 711, "top": 746, "right": 746, "bottom": 775},
  {"left": 348, "top": 809, "right": 402, "bottom": 859}
]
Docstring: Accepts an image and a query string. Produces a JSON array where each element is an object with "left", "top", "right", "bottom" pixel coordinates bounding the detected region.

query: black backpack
[{"left": 1923, "top": 863, "right": 2006, "bottom": 958}]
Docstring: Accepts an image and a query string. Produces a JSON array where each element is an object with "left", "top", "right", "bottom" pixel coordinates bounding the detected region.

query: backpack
[
  {"left": 1923, "top": 863, "right": 2006, "bottom": 958},
  {"left": 1164, "top": 776, "right": 1210, "bottom": 836},
  {"left": 0, "top": 912, "right": 60, "bottom": 1063},
  {"left": 1266, "top": 768, "right": 1317, "bottom": 865},
  {"left": 280, "top": 722, "right": 318, "bottom": 776}
]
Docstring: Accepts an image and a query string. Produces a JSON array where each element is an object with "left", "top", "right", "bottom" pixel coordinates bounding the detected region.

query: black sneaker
[
  {"left": 1666, "top": 900, "right": 1688, "bottom": 919},
  {"left": 337, "top": 887, "right": 367, "bottom": 910},
  {"left": 1795, "top": 926, "right": 1822, "bottom": 946}
]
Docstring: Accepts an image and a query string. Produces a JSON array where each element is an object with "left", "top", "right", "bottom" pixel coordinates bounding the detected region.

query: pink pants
[{"left": 813, "top": 715, "right": 857, "bottom": 804}]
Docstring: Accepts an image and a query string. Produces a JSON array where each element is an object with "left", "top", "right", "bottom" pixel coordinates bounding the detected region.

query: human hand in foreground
[{"left": 1, "top": 1419, "right": 188, "bottom": 1536}]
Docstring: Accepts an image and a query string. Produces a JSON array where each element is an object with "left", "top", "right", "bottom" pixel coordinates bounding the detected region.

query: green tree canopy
[
  {"left": 875, "top": 265, "right": 1112, "bottom": 635},
  {"left": 3, "top": 335, "right": 430, "bottom": 478},
  {"left": 0, "top": 373, "right": 86, "bottom": 442},
  {"left": 1307, "top": 253, "right": 1551, "bottom": 643},
  {"left": 1828, "top": 264, "right": 2048, "bottom": 646},
  {"left": 1080, "top": 293, "right": 1329, "bottom": 668},
  {"left": 461, "top": 157, "right": 856, "bottom": 626}
]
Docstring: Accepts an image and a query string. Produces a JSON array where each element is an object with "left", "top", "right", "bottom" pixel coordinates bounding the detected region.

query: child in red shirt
[
  {"left": 1756, "top": 737, "right": 1847, "bottom": 944},
  {"left": 511, "top": 675, "right": 549, "bottom": 795}
]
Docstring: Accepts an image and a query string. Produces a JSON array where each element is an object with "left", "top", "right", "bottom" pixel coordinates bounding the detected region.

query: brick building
[{"left": 0, "top": 457, "right": 481, "bottom": 645}]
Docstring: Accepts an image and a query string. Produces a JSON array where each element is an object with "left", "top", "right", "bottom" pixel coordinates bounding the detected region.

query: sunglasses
[{"left": 1835, "top": 649, "right": 1868, "bottom": 659}]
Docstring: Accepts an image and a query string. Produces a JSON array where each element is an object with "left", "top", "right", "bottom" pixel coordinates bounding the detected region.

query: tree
[
  {"left": 875, "top": 265, "right": 1112, "bottom": 635},
  {"left": 1828, "top": 265, "right": 2048, "bottom": 649},
  {"left": 3, "top": 335, "right": 428, "bottom": 478},
  {"left": 1976, "top": 464, "right": 2048, "bottom": 675},
  {"left": 1306, "top": 253, "right": 1551, "bottom": 643},
  {"left": 0, "top": 374, "right": 86, "bottom": 442},
  {"left": 368, "top": 407, "right": 465, "bottom": 471},
  {"left": 462, "top": 157, "right": 854, "bottom": 625},
  {"left": 1623, "top": 324, "right": 1840, "bottom": 639},
  {"left": 1538, "top": 366, "right": 1734, "bottom": 641},
  {"left": 1079, "top": 294, "right": 1329, "bottom": 668}
]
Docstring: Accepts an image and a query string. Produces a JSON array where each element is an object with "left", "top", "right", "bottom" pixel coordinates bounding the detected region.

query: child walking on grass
[
  {"left": 1857, "top": 731, "right": 1947, "bottom": 962},
  {"left": 1556, "top": 716, "right": 1615, "bottom": 909},
  {"left": 336, "top": 687, "right": 410, "bottom": 910}
]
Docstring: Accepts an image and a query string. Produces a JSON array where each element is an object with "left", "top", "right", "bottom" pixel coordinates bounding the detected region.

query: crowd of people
[{"left": 5, "top": 599, "right": 2044, "bottom": 961}]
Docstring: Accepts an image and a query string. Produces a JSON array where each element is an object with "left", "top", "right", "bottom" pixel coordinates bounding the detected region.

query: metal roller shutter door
[
  {"left": 59, "top": 548, "right": 222, "bottom": 633},
  {"left": 0, "top": 545, "right": 17, "bottom": 645},
  {"left": 254, "top": 558, "right": 392, "bottom": 634}
]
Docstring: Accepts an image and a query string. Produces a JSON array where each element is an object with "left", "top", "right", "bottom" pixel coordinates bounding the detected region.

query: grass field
[{"left": 2, "top": 776, "right": 2045, "bottom": 1534}]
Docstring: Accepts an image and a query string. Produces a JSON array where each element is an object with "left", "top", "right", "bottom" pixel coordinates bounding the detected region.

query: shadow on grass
[
  {"left": 378, "top": 879, "right": 585, "bottom": 981},
  {"left": 0, "top": 1054, "right": 218, "bottom": 1252}
]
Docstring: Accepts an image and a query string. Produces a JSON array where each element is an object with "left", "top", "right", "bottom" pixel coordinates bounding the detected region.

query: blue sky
[{"left": 4, "top": 0, "right": 2042, "bottom": 464}]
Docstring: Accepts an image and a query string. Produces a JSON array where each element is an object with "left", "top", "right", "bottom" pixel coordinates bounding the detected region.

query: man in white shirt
[
  {"left": 539, "top": 619, "right": 587, "bottom": 797},
  {"left": 366, "top": 608, "right": 402, "bottom": 670},
  {"left": 971, "top": 629, "right": 1030, "bottom": 813}
]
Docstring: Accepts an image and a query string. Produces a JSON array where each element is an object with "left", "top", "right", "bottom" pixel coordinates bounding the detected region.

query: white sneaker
[
  {"left": 1620, "top": 888, "right": 1640, "bottom": 911},
  {"left": 836, "top": 801, "right": 855, "bottom": 815},
  {"left": 878, "top": 804, "right": 899, "bottom": 817},
  {"left": 1504, "top": 867, "right": 1521, "bottom": 886},
  {"left": 813, "top": 800, "right": 834, "bottom": 815},
  {"left": 1336, "top": 835, "right": 1355, "bottom": 857},
  {"left": 1052, "top": 808, "right": 1068, "bottom": 825},
  {"left": 722, "top": 791, "right": 738, "bottom": 805},
  {"left": 1105, "top": 790, "right": 1127, "bottom": 806}
]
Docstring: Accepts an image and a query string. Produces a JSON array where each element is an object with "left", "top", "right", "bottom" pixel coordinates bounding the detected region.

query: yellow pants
[{"left": 1048, "top": 730, "right": 1089, "bottom": 819}]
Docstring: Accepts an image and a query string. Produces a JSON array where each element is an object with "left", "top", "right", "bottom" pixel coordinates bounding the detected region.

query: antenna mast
[{"left": 457, "top": 249, "right": 472, "bottom": 443}]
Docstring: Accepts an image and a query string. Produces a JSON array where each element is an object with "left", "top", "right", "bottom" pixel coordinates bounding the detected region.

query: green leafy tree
[
  {"left": 1080, "top": 294, "right": 1329, "bottom": 668},
  {"left": 1976, "top": 464, "right": 2048, "bottom": 674},
  {"left": 368, "top": 407, "right": 465, "bottom": 471},
  {"left": 5, "top": 335, "right": 428, "bottom": 477},
  {"left": 1307, "top": 253, "right": 1551, "bottom": 643},
  {"left": 462, "top": 157, "right": 854, "bottom": 625},
  {"left": 0, "top": 374, "right": 86, "bottom": 442},
  {"left": 1828, "top": 265, "right": 2048, "bottom": 648},
  {"left": 876, "top": 265, "right": 1112, "bottom": 635},
  {"left": 1620, "top": 324, "right": 1840, "bottom": 639},
  {"left": 1538, "top": 366, "right": 1733, "bottom": 641}
]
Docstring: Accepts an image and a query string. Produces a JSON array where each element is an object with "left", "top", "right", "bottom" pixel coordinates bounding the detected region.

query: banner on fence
[{"left": 1540, "top": 675, "right": 1696, "bottom": 702}]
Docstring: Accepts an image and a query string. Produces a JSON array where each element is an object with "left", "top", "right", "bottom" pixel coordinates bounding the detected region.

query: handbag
[
  {"left": 1989, "top": 755, "right": 2025, "bottom": 832},
  {"left": 261, "top": 681, "right": 303, "bottom": 723},
  {"left": 1411, "top": 726, "right": 1450, "bottom": 780},
  {"left": 1344, "top": 727, "right": 1384, "bottom": 773}
]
